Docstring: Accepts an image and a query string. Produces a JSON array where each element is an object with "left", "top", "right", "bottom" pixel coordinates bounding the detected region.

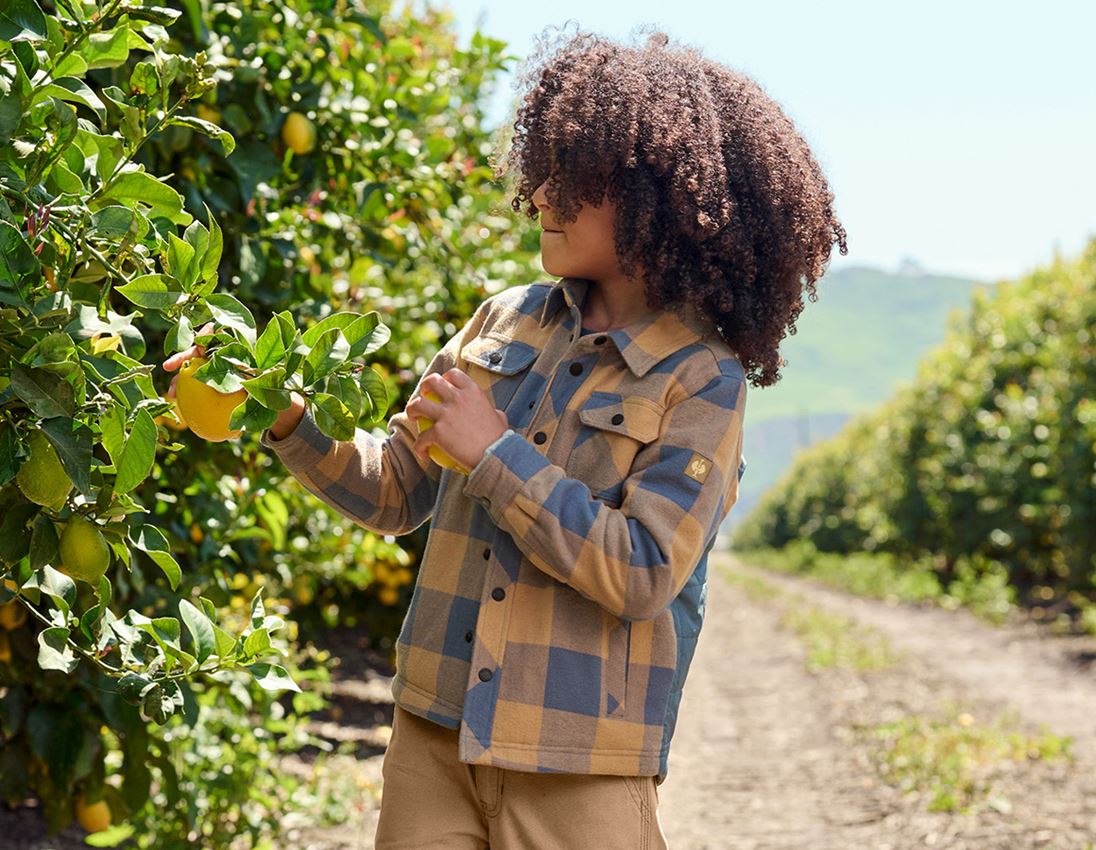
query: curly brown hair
[{"left": 492, "top": 26, "right": 848, "bottom": 388}]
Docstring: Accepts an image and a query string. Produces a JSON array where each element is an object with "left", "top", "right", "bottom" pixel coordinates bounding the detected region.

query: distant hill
[{"left": 722, "top": 261, "right": 991, "bottom": 535}]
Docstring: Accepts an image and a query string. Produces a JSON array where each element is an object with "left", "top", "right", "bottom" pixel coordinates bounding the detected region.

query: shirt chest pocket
[
  {"left": 568, "top": 392, "right": 665, "bottom": 507},
  {"left": 460, "top": 333, "right": 540, "bottom": 416}
]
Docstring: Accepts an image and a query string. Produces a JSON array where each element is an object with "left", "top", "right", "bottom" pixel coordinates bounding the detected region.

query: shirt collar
[{"left": 538, "top": 277, "right": 716, "bottom": 378}]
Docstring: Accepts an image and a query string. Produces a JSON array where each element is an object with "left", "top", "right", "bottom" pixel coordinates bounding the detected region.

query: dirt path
[{"left": 657, "top": 553, "right": 1096, "bottom": 849}]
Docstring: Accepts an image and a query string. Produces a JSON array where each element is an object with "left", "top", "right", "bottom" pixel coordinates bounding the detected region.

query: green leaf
[
  {"left": 206, "top": 294, "right": 256, "bottom": 346},
  {"left": 122, "top": 5, "right": 182, "bottom": 25},
  {"left": 199, "top": 204, "right": 222, "bottom": 285},
  {"left": 253, "top": 313, "right": 291, "bottom": 370},
  {"left": 0, "top": 220, "right": 39, "bottom": 283},
  {"left": 114, "top": 408, "right": 157, "bottom": 494},
  {"left": 247, "top": 662, "right": 301, "bottom": 694},
  {"left": 99, "top": 406, "right": 125, "bottom": 467},
  {"left": 38, "top": 627, "right": 78, "bottom": 673},
  {"left": 303, "top": 328, "right": 349, "bottom": 385},
  {"left": 358, "top": 366, "right": 390, "bottom": 420},
  {"left": 131, "top": 524, "right": 180, "bottom": 590},
  {"left": 0, "top": 421, "right": 18, "bottom": 487},
  {"left": 164, "top": 315, "right": 194, "bottom": 355},
  {"left": 166, "top": 233, "right": 196, "bottom": 288},
  {"left": 41, "top": 417, "right": 93, "bottom": 496},
  {"left": 0, "top": 0, "right": 47, "bottom": 43},
  {"left": 83, "top": 824, "right": 137, "bottom": 847},
  {"left": 38, "top": 564, "right": 76, "bottom": 615},
  {"left": 178, "top": 598, "right": 215, "bottom": 665},
  {"left": 100, "top": 170, "right": 191, "bottom": 225},
  {"left": 242, "top": 627, "right": 271, "bottom": 658},
  {"left": 89, "top": 205, "right": 138, "bottom": 239},
  {"left": 10, "top": 363, "right": 75, "bottom": 418},
  {"left": 227, "top": 396, "right": 278, "bottom": 432},
  {"left": 311, "top": 392, "right": 355, "bottom": 440},
  {"left": 114, "top": 274, "right": 184, "bottom": 310},
  {"left": 0, "top": 503, "right": 36, "bottom": 566},
  {"left": 84, "top": 23, "right": 131, "bottom": 69},
  {"left": 168, "top": 115, "right": 235, "bottom": 155},
  {"left": 194, "top": 351, "right": 246, "bottom": 393},
  {"left": 28, "top": 514, "right": 59, "bottom": 570},
  {"left": 37, "top": 77, "right": 107, "bottom": 124},
  {"left": 242, "top": 368, "right": 290, "bottom": 410}
]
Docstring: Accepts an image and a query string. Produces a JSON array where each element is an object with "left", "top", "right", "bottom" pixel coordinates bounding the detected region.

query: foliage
[
  {"left": 733, "top": 239, "right": 1096, "bottom": 626},
  {"left": 0, "top": 0, "right": 538, "bottom": 843}
]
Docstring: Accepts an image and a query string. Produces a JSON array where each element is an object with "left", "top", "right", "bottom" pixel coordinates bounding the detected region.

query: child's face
[{"left": 532, "top": 179, "right": 626, "bottom": 285}]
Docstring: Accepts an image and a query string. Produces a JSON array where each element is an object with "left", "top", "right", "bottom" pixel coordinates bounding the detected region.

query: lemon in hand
[
  {"left": 16, "top": 430, "right": 73, "bottom": 511},
  {"left": 58, "top": 515, "right": 111, "bottom": 585},
  {"left": 416, "top": 391, "right": 469, "bottom": 474},
  {"left": 175, "top": 356, "right": 248, "bottom": 442}
]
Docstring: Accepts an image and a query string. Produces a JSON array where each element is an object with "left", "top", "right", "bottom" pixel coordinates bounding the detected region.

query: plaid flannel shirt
[{"left": 263, "top": 276, "right": 748, "bottom": 782}]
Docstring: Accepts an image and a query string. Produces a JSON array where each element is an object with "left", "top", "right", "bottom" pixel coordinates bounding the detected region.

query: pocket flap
[
  {"left": 461, "top": 334, "right": 539, "bottom": 375},
  {"left": 578, "top": 392, "right": 664, "bottom": 443}
]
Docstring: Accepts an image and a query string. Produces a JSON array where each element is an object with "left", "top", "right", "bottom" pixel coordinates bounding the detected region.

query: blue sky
[{"left": 434, "top": 0, "right": 1096, "bottom": 283}]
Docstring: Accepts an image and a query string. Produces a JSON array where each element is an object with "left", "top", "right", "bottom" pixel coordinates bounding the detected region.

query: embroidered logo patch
[{"left": 684, "top": 452, "right": 712, "bottom": 484}]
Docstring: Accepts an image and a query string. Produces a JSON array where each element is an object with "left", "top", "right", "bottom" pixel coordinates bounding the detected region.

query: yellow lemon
[
  {"left": 58, "top": 516, "right": 111, "bottom": 585},
  {"left": 75, "top": 795, "right": 112, "bottom": 833},
  {"left": 282, "top": 111, "right": 316, "bottom": 155},
  {"left": 416, "top": 391, "right": 469, "bottom": 474},
  {"left": 377, "top": 586, "right": 399, "bottom": 606},
  {"left": 0, "top": 632, "right": 10, "bottom": 664},
  {"left": 175, "top": 356, "right": 247, "bottom": 442},
  {"left": 16, "top": 430, "right": 73, "bottom": 511}
]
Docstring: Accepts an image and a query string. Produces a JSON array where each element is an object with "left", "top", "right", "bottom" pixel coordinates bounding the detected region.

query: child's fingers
[
  {"left": 162, "top": 323, "right": 216, "bottom": 372},
  {"left": 411, "top": 430, "right": 436, "bottom": 463},
  {"left": 442, "top": 368, "right": 475, "bottom": 389},
  {"left": 165, "top": 375, "right": 178, "bottom": 400},
  {"left": 421, "top": 372, "right": 458, "bottom": 400},
  {"left": 405, "top": 394, "right": 443, "bottom": 421}
]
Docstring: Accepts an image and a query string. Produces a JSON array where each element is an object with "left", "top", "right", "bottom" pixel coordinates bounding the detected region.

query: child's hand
[{"left": 407, "top": 369, "right": 509, "bottom": 471}]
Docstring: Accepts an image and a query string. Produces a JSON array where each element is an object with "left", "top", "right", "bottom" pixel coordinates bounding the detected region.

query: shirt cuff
[
  {"left": 463, "top": 430, "right": 551, "bottom": 517},
  {"left": 260, "top": 408, "right": 333, "bottom": 473}
]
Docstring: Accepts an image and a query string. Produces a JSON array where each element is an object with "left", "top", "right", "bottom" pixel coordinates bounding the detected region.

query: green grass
[
  {"left": 721, "top": 562, "right": 901, "bottom": 672},
  {"left": 781, "top": 605, "right": 903, "bottom": 672},
  {"left": 739, "top": 541, "right": 1022, "bottom": 626},
  {"left": 859, "top": 700, "right": 1074, "bottom": 814}
]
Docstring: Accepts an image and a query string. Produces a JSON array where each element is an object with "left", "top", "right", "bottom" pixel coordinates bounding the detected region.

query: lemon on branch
[
  {"left": 16, "top": 430, "right": 73, "bottom": 511},
  {"left": 0, "top": 601, "right": 27, "bottom": 631},
  {"left": 58, "top": 516, "right": 111, "bottom": 585},
  {"left": 175, "top": 356, "right": 248, "bottom": 442},
  {"left": 74, "top": 795, "right": 112, "bottom": 833},
  {"left": 415, "top": 391, "right": 470, "bottom": 474},
  {"left": 282, "top": 111, "right": 316, "bottom": 155}
]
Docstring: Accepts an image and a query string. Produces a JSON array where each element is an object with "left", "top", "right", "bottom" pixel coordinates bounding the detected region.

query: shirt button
[
  {"left": 533, "top": 431, "right": 547, "bottom": 445},
  {"left": 478, "top": 668, "right": 493, "bottom": 683},
  {"left": 488, "top": 351, "right": 503, "bottom": 364},
  {"left": 483, "top": 548, "right": 491, "bottom": 560},
  {"left": 465, "top": 631, "right": 474, "bottom": 643},
  {"left": 611, "top": 413, "right": 624, "bottom": 425},
  {"left": 569, "top": 362, "right": 583, "bottom": 376},
  {"left": 594, "top": 335, "right": 607, "bottom": 345},
  {"left": 491, "top": 587, "right": 506, "bottom": 601},
  {"left": 528, "top": 400, "right": 535, "bottom": 409}
]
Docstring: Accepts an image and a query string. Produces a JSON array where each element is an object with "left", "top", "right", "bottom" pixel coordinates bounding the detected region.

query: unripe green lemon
[
  {"left": 58, "top": 516, "right": 111, "bottom": 585},
  {"left": 416, "top": 391, "right": 469, "bottom": 474},
  {"left": 16, "top": 431, "right": 73, "bottom": 511},
  {"left": 175, "top": 356, "right": 247, "bottom": 442}
]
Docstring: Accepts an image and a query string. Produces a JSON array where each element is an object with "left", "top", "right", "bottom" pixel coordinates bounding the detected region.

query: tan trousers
[{"left": 374, "top": 704, "right": 670, "bottom": 849}]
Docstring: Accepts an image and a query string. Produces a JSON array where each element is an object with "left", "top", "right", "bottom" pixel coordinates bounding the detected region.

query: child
[{"left": 168, "top": 26, "right": 845, "bottom": 849}]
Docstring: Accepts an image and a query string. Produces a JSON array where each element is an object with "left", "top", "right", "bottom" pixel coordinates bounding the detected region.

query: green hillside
[
  {"left": 747, "top": 262, "right": 990, "bottom": 424},
  {"left": 722, "top": 262, "right": 990, "bottom": 534}
]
